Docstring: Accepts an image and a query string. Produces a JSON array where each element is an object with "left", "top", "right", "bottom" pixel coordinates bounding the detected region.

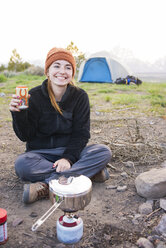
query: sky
[{"left": 0, "top": 0, "right": 166, "bottom": 65}]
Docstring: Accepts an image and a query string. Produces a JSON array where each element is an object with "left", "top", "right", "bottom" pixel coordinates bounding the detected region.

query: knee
[
  {"left": 15, "top": 153, "right": 28, "bottom": 179},
  {"left": 88, "top": 144, "right": 112, "bottom": 163},
  {"left": 96, "top": 144, "right": 112, "bottom": 163},
  {"left": 15, "top": 152, "right": 37, "bottom": 180}
]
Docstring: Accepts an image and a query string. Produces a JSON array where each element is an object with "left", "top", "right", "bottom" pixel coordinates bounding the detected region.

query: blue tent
[
  {"left": 80, "top": 57, "right": 113, "bottom": 83},
  {"left": 78, "top": 51, "right": 130, "bottom": 83}
]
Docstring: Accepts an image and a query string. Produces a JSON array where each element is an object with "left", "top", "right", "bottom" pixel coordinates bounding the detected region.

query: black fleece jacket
[{"left": 11, "top": 80, "right": 90, "bottom": 164}]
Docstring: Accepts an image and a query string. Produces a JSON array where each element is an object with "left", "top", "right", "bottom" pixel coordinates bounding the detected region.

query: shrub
[
  {"left": 0, "top": 64, "right": 6, "bottom": 72},
  {"left": 24, "top": 65, "right": 44, "bottom": 76},
  {"left": 0, "top": 74, "right": 7, "bottom": 82},
  {"left": 105, "top": 95, "right": 111, "bottom": 102},
  {"left": 151, "top": 96, "right": 166, "bottom": 108},
  {"left": 3, "top": 70, "right": 19, "bottom": 77}
]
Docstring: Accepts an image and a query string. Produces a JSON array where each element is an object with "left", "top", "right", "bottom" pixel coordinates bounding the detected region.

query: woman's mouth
[{"left": 55, "top": 76, "right": 67, "bottom": 80}]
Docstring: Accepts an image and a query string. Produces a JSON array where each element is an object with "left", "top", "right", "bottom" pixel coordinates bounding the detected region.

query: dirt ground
[{"left": 0, "top": 109, "right": 166, "bottom": 248}]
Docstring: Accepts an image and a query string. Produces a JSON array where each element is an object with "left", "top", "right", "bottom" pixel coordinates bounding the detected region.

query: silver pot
[
  {"left": 31, "top": 175, "right": 92, "bottom": 232},
  {"left": 49, "top": 175, "right": 92, "bottom": 212}
]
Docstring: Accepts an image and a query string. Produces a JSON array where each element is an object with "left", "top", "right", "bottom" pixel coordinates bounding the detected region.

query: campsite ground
[{"left": 0, "top": 77, "right": 166, "bottom": 247}]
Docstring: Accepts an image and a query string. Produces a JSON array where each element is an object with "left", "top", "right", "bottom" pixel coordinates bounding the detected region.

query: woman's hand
[
  {"left": 53, "top": 158, "right": 71, "bottom": 172},
  {"left": 9, "top": 94, "right": 30, "bottom": 112},
  {"left": 9, "top": 94, "right": 21, "bottom": 112}
]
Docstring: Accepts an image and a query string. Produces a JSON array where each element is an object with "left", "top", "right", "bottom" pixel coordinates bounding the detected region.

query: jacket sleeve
[
  {"left": 62, "top": 91, "right": 90, "bottom": 164},
  {"left": 11, "top": 95, "right": 40, "bottom": 142}
]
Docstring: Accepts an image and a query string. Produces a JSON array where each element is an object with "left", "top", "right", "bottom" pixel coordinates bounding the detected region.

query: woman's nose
[{"left": 59, "top": 67, "right": 65, "bottom": 73}]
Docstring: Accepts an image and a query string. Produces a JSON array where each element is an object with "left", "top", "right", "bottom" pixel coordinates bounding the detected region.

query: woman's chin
[{"left": 51, "top": 80, "right": 68, "bottom": 86}]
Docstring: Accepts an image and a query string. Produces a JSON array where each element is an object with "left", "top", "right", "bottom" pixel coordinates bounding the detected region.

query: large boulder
[
  {"left": 135, "top": 168, "right": 166, "bottom": 199},
  {"left": 155, "top": 214, "right": 166, "bottom": 236}
]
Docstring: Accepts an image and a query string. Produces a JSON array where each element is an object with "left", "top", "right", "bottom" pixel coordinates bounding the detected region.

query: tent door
[{"left": 80, "top": 58, "right": 112, "bottom": 83}]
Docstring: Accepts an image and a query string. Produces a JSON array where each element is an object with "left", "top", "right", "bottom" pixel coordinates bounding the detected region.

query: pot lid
[{"left": 49, "top": 175, "right": 92, "bottom": 196}]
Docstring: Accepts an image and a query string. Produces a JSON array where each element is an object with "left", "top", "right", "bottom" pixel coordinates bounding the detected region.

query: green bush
[
  {"left": 105, "top": 95, "right": 111, "bottom": 102},
  {"left": 0, "top": 74, "right": 7, "bottom": 82},
  {"left": 151, "top": 95, "right": 166, "bottom": 108}
]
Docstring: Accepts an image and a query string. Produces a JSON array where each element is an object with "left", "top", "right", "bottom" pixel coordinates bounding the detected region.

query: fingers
[
  {"left": 53, "top": 159, "right": 71, "bottom": 172},
  {"left": 9, "top": 95, "right": 21, "bottom": 112},
  {"left": 53, "top": 161, "right": 58, "bottom": 168}
]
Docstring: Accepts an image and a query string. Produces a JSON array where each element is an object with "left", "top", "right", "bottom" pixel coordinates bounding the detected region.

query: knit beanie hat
[{"left": 45, "top": 47, "right": 76, "bottom": 77}]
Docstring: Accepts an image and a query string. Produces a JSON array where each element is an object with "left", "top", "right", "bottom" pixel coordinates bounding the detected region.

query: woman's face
[{"left": 47, "top": 60, "right": 73, "bottom": 87}]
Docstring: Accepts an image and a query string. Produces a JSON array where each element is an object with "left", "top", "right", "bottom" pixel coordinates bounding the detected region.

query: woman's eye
[
  {"left": 54, "top": 65, "right": 60, "bottom": 68},
  {"left": 66, "top": 67, "right": 72, "bottom": 70}
]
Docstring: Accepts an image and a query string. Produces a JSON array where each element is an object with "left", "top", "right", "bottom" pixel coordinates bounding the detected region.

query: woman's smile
[
  {"left": 55, "top": 75, "right": 67, "bottom": 80},
  {"left": 48, "top": 60, "right": 73, "bottom": 87}
]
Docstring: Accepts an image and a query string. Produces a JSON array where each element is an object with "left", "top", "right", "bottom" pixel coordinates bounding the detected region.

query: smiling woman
[
  {"left": 47, "top": 60, "right": 74, "bottom": 113},
  {"left": 9, "top": 46, "right": 112, "bottom": 205},
  {"left": 47, "top": 60, "right": 73, "bottom": 99}
]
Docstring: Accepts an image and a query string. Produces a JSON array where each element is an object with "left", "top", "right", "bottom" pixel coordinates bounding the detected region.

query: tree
[
  {"left": 66, "top": 41, "right": 79, "bottom": 56},
  {"left": 8, "top": 49, "right": 23, "bottom": 71},
  {"left": 66, "top": 41, "right": 86, "bottom": 78},
  {"left": 8, "top": 49, "right": 31, "bottom": 72},
  {"left": 0, "top": 64, "right": 6, "bottom": 72}
]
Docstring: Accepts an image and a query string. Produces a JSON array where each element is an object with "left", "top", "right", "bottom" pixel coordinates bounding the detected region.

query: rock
[
  {"left": 128, "top": 214, "right": 134, "bottom": 218},
  {"left": 160, "top": 143, "right": 166, "bottom": 149},
  {"left": 95, "top": 111, "right": 100, "bottom": 116},
  {"left": 156, "top": 241, "right": 166, "bottom": 248},
  {"left": 135, "top": 168, "right": 166, "bottom": 198},
  {"left": 146, "top": 199, "right": 154, "bottom": 205},
  {"left": 117, "top": 185, "right": 127, "bottom": 192},
  {"left": 104, "top": 233, "right": 111, "bottom": 241},
  {"left": 106, "top": 185, "right": 117, "bottom": 189},
  {"left": 155, "top": 214, "right": 166, "bottom": 237},
  {"left": 12, "top": 218, "right": 23, "bottom": 227},
  {"left": 160, "top": 198, "right": 166, "bottom": 211},
  {"left": 30, "top": 212, "right": 38, "bottom": 218},
  {"left": 147, "top": 235, "right": 163, "bottom": 242},
  {"left": 134, "top": 214, "right": 142, "bottom": 219},
  {"left": 0, "top": 92, "right": 5, "bottom": 97},
  {"left": 132, "top": 214, "right": 142, "bottom": 225},
  {"left": 123, "top": 161, "right": 134, "bottom": 168},
  {"left": 121, "top": 172, "right": 128, "bottom": 178},
  {"left": 160, "top": 161, "right": 166, "bottom": 168},
  {"left": 138, "top": 201, "right": 153, "bottom": 215},
  {"left": 136, "top": 237, "right": 154, "bottom": 248},
  {"left": 93, "top": 129, "right": 101, "bottom": 134}
]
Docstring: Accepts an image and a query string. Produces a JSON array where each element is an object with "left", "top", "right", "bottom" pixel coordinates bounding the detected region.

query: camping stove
[
  {"left": 32, "top": 175, "right": 92, "bottom": 245},
  {"left": 57, "top": 212, "right": 83, "bottom": 244}
]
